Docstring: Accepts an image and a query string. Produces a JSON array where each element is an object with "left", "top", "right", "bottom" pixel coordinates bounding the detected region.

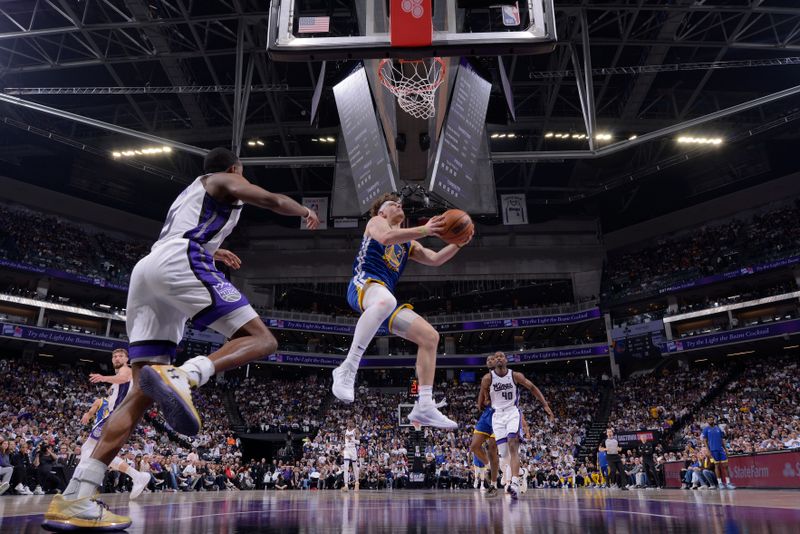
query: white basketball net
[{"left": 378, "top": 58, "right": 446, "bottom": 120}]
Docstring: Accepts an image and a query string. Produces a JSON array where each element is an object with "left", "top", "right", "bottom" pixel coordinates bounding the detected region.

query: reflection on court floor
[{"left": 3, "top": 489, "right": 800, "bottom": 533}]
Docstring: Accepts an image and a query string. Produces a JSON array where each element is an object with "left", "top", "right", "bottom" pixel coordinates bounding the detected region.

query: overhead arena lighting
[
  {"left": 546, "top": 132, "right": 587, "bottom": 140},
  {"left": 595, "top": 133, "right": 613, "bottom": 141},
  {"left": 112, "top": 146, "right": 172, "bottom": 158},
  {"left": 490, "top": 132, "right": 519, "bottom": 139},
  {"left": 311, "top": 137, "right": 337, "bottom": 143},
  {"left": 676, "top": 136, "right": 723, "bottom": 145},
  {"left": 247, "top": 139, "right": 265, "bottom": 146}
]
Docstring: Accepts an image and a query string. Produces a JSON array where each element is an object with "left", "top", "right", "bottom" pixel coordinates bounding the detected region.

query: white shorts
[
  {"left": 127, "top": 238, "right": 258, "bottom": 364},
  {"left": 343, "top": 448, "right": 358, "bottom": 462},
  {"left": 491, "top": 407, "right": 521, "bottom": 444}
]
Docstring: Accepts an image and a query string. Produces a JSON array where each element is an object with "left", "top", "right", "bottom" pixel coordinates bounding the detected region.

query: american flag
[{"left": 298, "top": 16, "right": 330, "bottom": 33}]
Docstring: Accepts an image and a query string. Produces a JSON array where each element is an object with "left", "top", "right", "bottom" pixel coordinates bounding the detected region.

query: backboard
[
  {"left": 398, "top": 403, "right": 417, "bottom": 428},
  {"left": 267, "top": 0, "right": 557, "bottom": 61}
]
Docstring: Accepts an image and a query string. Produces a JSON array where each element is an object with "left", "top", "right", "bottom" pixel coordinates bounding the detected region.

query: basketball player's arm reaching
[
  {"left": 408, "top": 237, "right": 469, "bottom": 267},
  {"left": 512, "top": 371, "right": 555, "bottom": 420},
  {"left": 81, "top": 398, "right": 104, "bottom": 425},
  {"left": 207, "top": 172, "right": 320, "bottom": 229},
  {"left": 367, "top": 215, "right": 445, "bottom": 246},
  {"left": 478, "top": 373, "right": 492, "bottom": 410},
  {"left": 89, "top": 365, "right": 132, "bottom": 384}
]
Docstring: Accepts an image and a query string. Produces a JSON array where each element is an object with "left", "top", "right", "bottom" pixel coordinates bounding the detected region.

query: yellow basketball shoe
[
  {"left": 42, "top": 495, "right": 132, "bottom": 532},
  {"left": 139, "top": 365, "right": 202, "bottom": 436}
]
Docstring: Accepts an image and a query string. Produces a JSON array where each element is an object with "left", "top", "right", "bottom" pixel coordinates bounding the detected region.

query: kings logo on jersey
[
  {"left": 492, "top": 382, "right": 514, "bottom": 392},
  {"left": 382, "top": 244, "right": 406, "bottom": 272},
  {"left": 214, "top": 281, "right": 242, "bottom": 303}
]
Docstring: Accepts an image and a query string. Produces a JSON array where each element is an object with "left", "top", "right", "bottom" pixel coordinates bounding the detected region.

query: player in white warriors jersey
[
  {"left": 480, "top": 351, "right": 553, "bottom": 499},
  {"left": 45, "top": 147, "right": 319, "bottom": 532},
  {"left": 341, "top": 420, "right": 361, "bottom": 491}
]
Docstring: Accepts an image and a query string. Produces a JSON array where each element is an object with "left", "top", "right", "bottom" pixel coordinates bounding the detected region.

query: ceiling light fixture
[{"left": 677, "top": 136, "right": 723, "bottom": 145}]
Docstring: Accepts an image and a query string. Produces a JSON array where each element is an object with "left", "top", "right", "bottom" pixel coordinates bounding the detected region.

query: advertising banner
[
  {"left": 0, "top": 322, "right": 126, "bottom": 352},
  {"left": 260, "top": 344, "right": 609, "bottom": 368},
  {"left": 614, "top": 430, "right": 661, "bottom": 449},
  {"left": 664, "top": 450, "right": 800, "bottom": 489},
  {"left": 264, "top": 308, "right": 602, "bottom": 336},
  {"left": 657, "top": 255, "right": 800, "bottom": 295},
  {"left": 663, "top": 319, "right": 800, "bottom": 353}
]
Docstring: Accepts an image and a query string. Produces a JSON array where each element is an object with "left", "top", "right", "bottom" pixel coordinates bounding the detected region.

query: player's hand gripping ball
[{"left": 438, "top": 209, "right": 474, "bottom": 245}]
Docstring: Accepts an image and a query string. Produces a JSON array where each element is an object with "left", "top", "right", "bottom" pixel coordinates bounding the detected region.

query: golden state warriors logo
[{"left": 383, "top": 244, "right": 406, "bottom": 272}]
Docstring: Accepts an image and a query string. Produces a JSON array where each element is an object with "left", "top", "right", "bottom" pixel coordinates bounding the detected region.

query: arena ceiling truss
[{"left": 1, "top": 0, "right": 800, "bottom": 209}]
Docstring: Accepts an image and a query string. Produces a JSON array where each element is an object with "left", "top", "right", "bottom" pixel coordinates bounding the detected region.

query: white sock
[
  {"left": 511, "top": 476, "right": 520, "bottom": 486},
  {"left": 725, "top": 477, "right": 731, "bottom": 484},
  {"left": 180, "top": 355, "right": 216, "bottom": 387},
  {"left": 343, "top": 285, "right": 396, "bottom": 371},
  {"left": 110, "top": 457, "right": 125, "bottom": 471},
  {"left": 64, "top": 458, "right": 107, "bottom": 500},
  {"left": 418, "top": 385, "right": 433, "bottom": 406}
]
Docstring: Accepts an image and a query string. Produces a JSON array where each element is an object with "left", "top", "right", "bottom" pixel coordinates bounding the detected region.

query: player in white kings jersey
[
  {"left": 480, "top": 351, "right": 553, "bottom": 499},
  {"left": 73, "top": 348, "right": 150, "bottom": 500},
  {"left": 45, "top": 147, "right": 319, "bottom": 532},
  {"left": 341, "top": 421, "right": 361, "bottom": 491}
]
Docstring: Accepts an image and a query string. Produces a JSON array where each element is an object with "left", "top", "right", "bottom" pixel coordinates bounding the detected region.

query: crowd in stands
[
  {"left": 234, "top": 376, "right": 326, "bottom": 433},
  {"left": 609, "top": 365, "right": 729, "bottom": 432},
  {"left": 0, "top": 204, "right": 149, "bottom": 287},
  {"left": 603, "top": 201, "right": 800, "bottom": 301},
  {"left": 283, "top": 372, "right": 603, "bottom": 491},
  {"left": 0, "top": 356, "right": 242, "bottom": 496},
  {"left": 2, "top": 347, "right": 797, "bottom": 497},
  {"left": 678, "top": 354, "right": 800, "bottom": 454},
  {"left": 0, "top": 354, "right": 608, "bottom": 496}
]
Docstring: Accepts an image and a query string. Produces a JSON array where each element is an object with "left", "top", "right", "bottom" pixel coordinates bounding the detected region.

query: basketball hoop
[{"left": 378, "top": 58, "right": 446, "bottom": 120}]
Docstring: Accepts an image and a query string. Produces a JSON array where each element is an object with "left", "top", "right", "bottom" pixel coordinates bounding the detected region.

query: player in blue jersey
[
  {"left": 470, "top": 354, "right": 500, "bottom": 496},
  {"left": 331, "top": 192, "right": 472, "bottom": 429},
  {"left": 702, "top": 417, "right": 735, "bottom": 489},
  {"left": 596, "top": 444, "right": 609, "bottom": 487}
]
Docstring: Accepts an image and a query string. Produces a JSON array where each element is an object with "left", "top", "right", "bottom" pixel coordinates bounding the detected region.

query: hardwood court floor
[{"left": 1, "top": 488, "right": 799, "bottom": 533}]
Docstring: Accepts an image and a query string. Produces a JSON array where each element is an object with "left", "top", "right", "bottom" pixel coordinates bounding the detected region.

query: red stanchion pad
[{"left": 390, "top": 0, "right": 433, "bottom": 48}]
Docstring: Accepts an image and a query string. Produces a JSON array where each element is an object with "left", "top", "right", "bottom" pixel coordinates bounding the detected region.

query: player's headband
[{"left": 378, "top": 200, "right": 401, "bottom": 214}]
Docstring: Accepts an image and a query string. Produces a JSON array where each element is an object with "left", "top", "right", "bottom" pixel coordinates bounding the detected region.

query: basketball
[{"left": 439, "top": 209, "right": 473, "bottom": 245}]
